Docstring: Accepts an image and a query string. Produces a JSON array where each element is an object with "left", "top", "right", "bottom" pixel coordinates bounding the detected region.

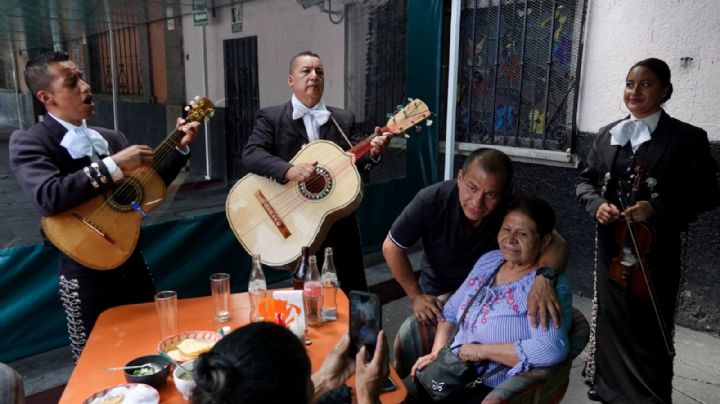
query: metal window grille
[
  {"left": 453, "top": 0, "right": 587, "bottom": 151},
  {"left": 87, "top": 26, "right": 144, "bottom": 96},
  {"left": 0, "top": 56, "right": 7, "bottom": 89},
  {"left": 363, "top": 0, "right": 407, "bottom": 133},
  {"left": 345, "top": 0, "right": 408, "bottom": 183}
]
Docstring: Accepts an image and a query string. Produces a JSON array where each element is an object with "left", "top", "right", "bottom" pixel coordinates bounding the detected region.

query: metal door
[{"left": 224, "top": 36, "right": 259, "bottom": 181}]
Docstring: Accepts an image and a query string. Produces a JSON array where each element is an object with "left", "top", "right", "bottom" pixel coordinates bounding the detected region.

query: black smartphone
[
  {"left": 382, "top": 376, "right": 397, "bottom": 392},
  {"left": 348, "top": 291, "right": 382, "bottom": 361}
]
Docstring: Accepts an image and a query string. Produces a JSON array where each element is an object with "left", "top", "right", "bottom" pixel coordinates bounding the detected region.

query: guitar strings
[
  {"left": 236, "top": 103, "right": 430, "bottom": 238},
  {"left": 82, "top": 105, "right": 210, "bottom": 236},
  {"left": 84, "top": 128, "right": 185, "bottom": 226},
  {"left": 235, "top": 154, "right": 358, "bottom": 239}
]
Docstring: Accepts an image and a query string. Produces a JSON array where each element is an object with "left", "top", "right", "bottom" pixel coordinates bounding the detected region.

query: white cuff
[
  {"left": 176, "top": 145, "right": 190, "bottom": 155},
  {"left": 103, "top": 156, "right": 124, "bottom": 182}
]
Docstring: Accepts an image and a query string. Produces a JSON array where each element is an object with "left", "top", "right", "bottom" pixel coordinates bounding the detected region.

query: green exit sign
[{"left": 194, "top": 11, "right": 208, "bottom": 26}]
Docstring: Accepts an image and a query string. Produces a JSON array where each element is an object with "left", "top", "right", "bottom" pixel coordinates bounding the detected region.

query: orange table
[{"left": 60, "top": 290, "right": 406, "bottom": 403}]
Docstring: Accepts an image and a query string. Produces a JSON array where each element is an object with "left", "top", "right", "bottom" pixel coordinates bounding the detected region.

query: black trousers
[
  {"left": 317, "top": 214, "right": 368, "bottom": 294},
  {"left": 58, "top": 247, "right": 156, "bottom": 360}
]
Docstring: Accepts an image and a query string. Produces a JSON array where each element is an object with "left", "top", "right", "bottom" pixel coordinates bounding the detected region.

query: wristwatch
[{"left": 536, "top": 267, "right": 558, "bottom": 285}]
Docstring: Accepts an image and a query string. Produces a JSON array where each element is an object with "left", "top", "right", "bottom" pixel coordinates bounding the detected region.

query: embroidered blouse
[{"left": 443, "top": 250, "right": 573, "bottom": 387}]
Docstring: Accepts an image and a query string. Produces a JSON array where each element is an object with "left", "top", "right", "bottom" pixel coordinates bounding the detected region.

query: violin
[{"left": 608, "top": 166, "right": 656, "bottom": 299}]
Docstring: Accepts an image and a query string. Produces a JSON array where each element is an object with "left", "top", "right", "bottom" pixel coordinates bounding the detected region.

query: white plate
[{"left": 83, "top": 383, "right": 159, "bottom": 404}]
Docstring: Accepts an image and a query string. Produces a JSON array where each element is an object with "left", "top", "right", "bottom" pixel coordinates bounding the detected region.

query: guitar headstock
[
  {"left": 385, "top": 98, "right": 433, "bottom": 135},
  {"left": 184, "top": 96, "right": 216, "bottom": 122}
]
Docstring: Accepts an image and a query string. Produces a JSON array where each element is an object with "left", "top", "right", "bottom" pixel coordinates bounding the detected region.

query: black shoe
[{"left": 587, "top": 388, "right": 603, "bottom": 402}]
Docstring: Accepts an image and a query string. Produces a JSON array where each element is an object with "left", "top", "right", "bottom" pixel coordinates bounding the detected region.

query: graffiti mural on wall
[{"left": 453, "top": 0, "right": 586, "bottom": 151}]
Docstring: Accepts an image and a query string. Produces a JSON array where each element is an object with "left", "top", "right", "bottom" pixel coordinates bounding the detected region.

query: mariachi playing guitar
[
  {"left": 226, "top": 99, "right": 431, "bottom": 267},
  {"left": 41, "top": 97, "right": 215, "bottom": 270}
]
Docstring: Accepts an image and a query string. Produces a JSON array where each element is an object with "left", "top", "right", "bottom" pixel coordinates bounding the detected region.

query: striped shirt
[{"left": 443, "top": 250, "right": 573, "bottom": 387}]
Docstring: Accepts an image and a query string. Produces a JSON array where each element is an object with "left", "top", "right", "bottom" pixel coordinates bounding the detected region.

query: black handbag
[{"left": 415, "top": 267, "right": 506, "bottom": 401}]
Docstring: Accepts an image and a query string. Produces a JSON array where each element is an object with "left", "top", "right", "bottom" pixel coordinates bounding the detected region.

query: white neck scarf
[
  {"left": 291, "top": 94, "right": 331, "bottom": 142},
  {"left": 51, "top": 114, "right": 110, "bottom": 160},
  {"left": 610, "top": 118, "right": 651, "bottom": 153}
]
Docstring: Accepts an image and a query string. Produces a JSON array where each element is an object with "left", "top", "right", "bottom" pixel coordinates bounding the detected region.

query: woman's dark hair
[
  {"left": 506, "top": 194, "right": 555, "bottom": 237},
  {"left": 630, "top": 57, "right": 674, "bottom": 103},
  {"left": 192, "top": 322, "right": 311, "bottom": 404}
]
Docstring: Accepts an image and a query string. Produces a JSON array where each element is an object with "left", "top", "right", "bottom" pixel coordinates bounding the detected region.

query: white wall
[
  {"left": 578, "top": 0, "right": 720, "bottom": 140},
  {"left": 182, "top": 0, "right": 346, "bottom": 109}
]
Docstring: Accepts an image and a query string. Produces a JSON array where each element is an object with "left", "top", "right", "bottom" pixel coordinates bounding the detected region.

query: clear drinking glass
[
  {"left": 154, "top": 290, "right": 178, "bottom": 339},
  {"left": 210, "top": 273, "right": 231, "bottom": 323}
]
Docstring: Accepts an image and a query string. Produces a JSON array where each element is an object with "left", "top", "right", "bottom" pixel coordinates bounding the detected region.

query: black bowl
[{"left": 124, "top": 354, "right": 171, "bottom": 389}]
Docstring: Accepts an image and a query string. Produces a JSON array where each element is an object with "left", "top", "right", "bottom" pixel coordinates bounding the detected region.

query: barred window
[
  {"left": 87, "top": 26, "right": 145, "bottom": 96},
  {"left": 451, "top": 0, "right": 587, "bottom": 152},
  {"left": 0, "top": 54, "right": 9, "bottom": 89}
]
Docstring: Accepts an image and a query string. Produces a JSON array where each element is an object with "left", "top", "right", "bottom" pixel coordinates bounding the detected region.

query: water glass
[
  {"left": 154, "top": 290, "right": 178, "bottom": 339},
  {"left": 210, "top": 273, "right": 231, "bottom": 322}
]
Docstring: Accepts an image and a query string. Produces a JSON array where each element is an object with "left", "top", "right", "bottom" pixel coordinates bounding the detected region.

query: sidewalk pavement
[{"left": 10, "top": 251, "right": 720, "bottom": 402}]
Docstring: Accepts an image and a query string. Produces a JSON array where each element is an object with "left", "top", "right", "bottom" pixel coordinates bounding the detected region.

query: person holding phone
[
  {"left": 406, "top": 195, "right": 573, "bottom": 402},
  {"left": 191, "top": 322, "right": 389, "bottom": 404}
]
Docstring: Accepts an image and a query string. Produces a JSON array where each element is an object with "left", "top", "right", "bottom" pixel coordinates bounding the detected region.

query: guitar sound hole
[
  {"left": 298, "top": 166, "right": 334, "bottom": 201},
  {"left": 107, "top": 178, "right": 144, "bottom": 212}
]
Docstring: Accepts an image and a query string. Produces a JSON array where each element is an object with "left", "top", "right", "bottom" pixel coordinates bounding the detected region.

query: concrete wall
[
  {"left": 578, "top": 0, "right": 720, "bottom": 140},
  {"left": 181, "top": 0, "right": 346, "bottom": 110}
]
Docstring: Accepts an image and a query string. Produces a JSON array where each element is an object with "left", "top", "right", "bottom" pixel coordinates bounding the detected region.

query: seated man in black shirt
[
  {"left": 384, "top": 148, "right": 567, "bottom": 325},
  {"left": 384, "top": 148, "right": 567, "bottom": 376}
]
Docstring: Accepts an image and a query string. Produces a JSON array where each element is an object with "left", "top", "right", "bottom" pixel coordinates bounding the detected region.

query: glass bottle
[
  {"left": 248, "top": 254, "right": 267, "bottom": 322},
  {"left": 320, "top": 247, "right": 338, "bottom": 321},
  {"left": 303, "top": 255, "right": 324, "bottom": 326},
  {"left": 292, "top": 247, "right": 310, "bottom": 290}
]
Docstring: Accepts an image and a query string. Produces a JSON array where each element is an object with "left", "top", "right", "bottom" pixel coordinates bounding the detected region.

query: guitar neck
[
  {"left": 349, "top": 127, "right": 387, "bottom": 160},
  {"left": 152, "top": 128, "right": 184, "bottom": 167}
]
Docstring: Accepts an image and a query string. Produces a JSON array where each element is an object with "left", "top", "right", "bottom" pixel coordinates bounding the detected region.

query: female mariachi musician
[{"left": 576, "top": 58, "right": 720, "bottom": 403}]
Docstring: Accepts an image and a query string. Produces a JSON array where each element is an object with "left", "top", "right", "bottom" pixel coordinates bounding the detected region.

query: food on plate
[
  {"left": 177, "top": 338, "right": 213, "bottom": 356},
  {"left": 98, "top": 395, "right": 124, "bottom": 404},
  {"left": 88, "top": 384, "right": 158, "bottom": 404},
  {"left": 131, "top": 363, "right": 161, "bottom": 377},
  {"left": 166, "top": 338, "right": 214, "bottom": 361},
  {"left": 178, "top": 371, "right": 193, "bottom": 381}
]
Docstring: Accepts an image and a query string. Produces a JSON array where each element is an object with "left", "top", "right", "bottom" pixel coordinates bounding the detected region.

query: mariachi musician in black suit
[
  {"left": 576, "top": 58, "right": 720, "bottom": 403},
  {"left": 243, "top": 51, "right": 392, "bottom": 294},
  {"left": 9, "top": 52, "right": 199, "bottom": 360}
]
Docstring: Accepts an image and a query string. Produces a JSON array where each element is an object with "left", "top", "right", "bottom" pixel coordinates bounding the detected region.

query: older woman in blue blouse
[{"left": 408, "top": 194, "right": 573, "bottom": 402}]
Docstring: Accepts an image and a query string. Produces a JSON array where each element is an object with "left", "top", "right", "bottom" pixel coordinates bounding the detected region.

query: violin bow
[{"left": 616, "top": 182, "right": 675, "bottom": 357}]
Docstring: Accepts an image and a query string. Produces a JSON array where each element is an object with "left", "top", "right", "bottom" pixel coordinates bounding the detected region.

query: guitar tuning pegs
[
  {"left": 194, "top": 95, "right": 200, "bottom": 101},
  {"left": 184, "top": 106, "right": 190, "bottom": 112},
  {"left": 407, "top": 97, "right": 414, "bottom": 102},
  {"left": 426, "top": 119, "right": 433, "bottom": 127},
  {"left": 396, "top": 104, "right": 404, "bottom": 111}
]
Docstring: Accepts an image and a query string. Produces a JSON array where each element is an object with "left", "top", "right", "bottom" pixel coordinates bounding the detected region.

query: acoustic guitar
[
  {"left": 226, "top": 99, "right": 431, "bottom": 267},
  {"left": 41, "top": 97, "right": 215, "bottom": 270}
]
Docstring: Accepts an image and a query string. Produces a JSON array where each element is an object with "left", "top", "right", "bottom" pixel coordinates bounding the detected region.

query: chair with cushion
[
  {"left": 0, "top": 362, "right": 25, "bottom": 404},
  {"left": 393, "top": 307, "right": 590, "bottom": 404}
]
